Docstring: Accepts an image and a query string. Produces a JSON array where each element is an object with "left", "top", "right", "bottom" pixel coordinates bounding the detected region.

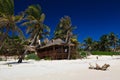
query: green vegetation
[
  {"left": 0, "top": 0, "right": 24, "bottom": 50},
  {"left": 0, "top": 36, "right": 24, "bottom": 56},
  {"left": 44, "top": 57, "right": 52, "bottom": 60},
  {"left": 91, "top": 51, "right": 120, "bottom": 55},
  {"left": 80, "top": 51, "right": 87, "bottom": 58},
  {"left": 0, "top": 58, "right": 3, "bottom": 61},
  {"left": 25, "top": 53, "right": 40, "bottom": 60},
  {"left": 82, "top": 32, "right": 120, "bottom": 52}
]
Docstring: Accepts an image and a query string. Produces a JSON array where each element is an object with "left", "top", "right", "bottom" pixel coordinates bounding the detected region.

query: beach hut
[{"left": 36, "top": 39, "right": 77, "bottom": 59}]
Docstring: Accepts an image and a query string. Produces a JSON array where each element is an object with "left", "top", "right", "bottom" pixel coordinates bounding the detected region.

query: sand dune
[{"left": 0, "top": 55, "right": 120, "bottom": 80}]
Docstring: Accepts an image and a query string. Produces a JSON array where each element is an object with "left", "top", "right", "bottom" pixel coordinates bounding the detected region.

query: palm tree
[
  {"left": 1, "top": 36, "right": 24, "bottom": 56},
  {"left": 117, "top": 39, "right": 120, "bottom": 47},
  {"left": 0, "top": 0, "right": 24, "bottom": 50},
  {"left": 18, "top": 4, "right": 50, "bottom": 63},
  {"left": 99, "top": 34, "right": 110, "bottom": 51},
  {"left": 83, "top": 37, "right": 93, "bottom": 51},
  {"left": 92, "top": 41, "right": 99, "bottom": 51},
  {"left": 54, "top": 16, "right": 76, "bottom": 42},
  {"left": 54, "top": 16, "right": 76, "bottom": 59},
  {"left": 83, "top": 37, "right": 93, "bottom": 57},
  {"left": 71, "top": 37, "right": 80, "bottom": 46},
  {"left": 108, "top": 32, "right": 118, "bottom": 52}
]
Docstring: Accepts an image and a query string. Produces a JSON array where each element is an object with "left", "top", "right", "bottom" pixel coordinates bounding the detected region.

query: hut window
[
  {"left": 65, "top": 49, "right": 68, "bottom": 53},
  {"left": 55, "top": 46, "right": 62, "bottom": 53},
  {"left": 64, "top": 46, "right": 68, "bottom": 53}
]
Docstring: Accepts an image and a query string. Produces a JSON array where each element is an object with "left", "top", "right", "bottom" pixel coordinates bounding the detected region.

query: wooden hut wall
[{"left": 37, "top": 45, "right": 76, "bottom": 59}]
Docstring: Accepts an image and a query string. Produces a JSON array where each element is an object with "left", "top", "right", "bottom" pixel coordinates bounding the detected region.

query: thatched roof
[
  {"left": 25, "top": 39, "right": 75, "bottom": 51},
  {"left": 40, "top": 39, "right": 65, "bottom": 49},
  {"left": 40, "top": 38, "right": 74, "bottom": 49}
]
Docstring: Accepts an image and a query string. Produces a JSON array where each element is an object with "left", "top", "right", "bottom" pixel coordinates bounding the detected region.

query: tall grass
[{"left": 92, "top": 51, "right": 120, "bottom": 55}]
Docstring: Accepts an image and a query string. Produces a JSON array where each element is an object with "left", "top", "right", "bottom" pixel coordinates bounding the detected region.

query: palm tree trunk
[
  {"left": 65, "top": 31, "right": 69, "bottom": 43},
  {"left": 67, "top": 42, "right": 71, "bottom": 59},
  {"left": 67, "top": 36, "right": 71, "bottom": 59},
  {"left": 18, "top": 33, "right": 38, "bottom": 63},
  {"left": 114, "top": 42, "right": 116, "bottom": 52},
  {"left": 67, "top": 31, "right": 73, "bottom": 59}
]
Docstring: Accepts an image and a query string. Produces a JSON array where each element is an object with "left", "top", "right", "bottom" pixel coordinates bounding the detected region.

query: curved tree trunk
[
  {"left": 67, "top": 40, "right": 71, "bottom": 59},
  {"left": 18, "top": 33, "right": 38, "bottom": 63},
  {"left": 66, "top": 31, "right": 73, "bottom": 60}
]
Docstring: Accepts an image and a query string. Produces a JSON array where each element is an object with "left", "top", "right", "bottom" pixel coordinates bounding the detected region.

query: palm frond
[
  {"left": 0, "top": 0, "right": 14, "bottom": 15},
  {"left": 25, "top": 4, "right": 42, "bottom": 19},
  {"left": 14, "top": 25, "right": 25, "bottom": 40},
  {"left": 24, "top": 15, "right": 36, "bottom": 21},
  {"left": 39, "top": 13, "right": 45, "bottom": 22},
  {"left": 0, "top": 17, "right": 9, "bottom": 28},
  {"left": 14, "top": 12, "right": 24, "bottom": 23},
  {"left": 43, "top": 24, "right": 50, "bottom": 32}
]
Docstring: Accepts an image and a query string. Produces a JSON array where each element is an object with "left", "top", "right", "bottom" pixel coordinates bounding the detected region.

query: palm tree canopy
[
  {"left": 83, "top": 37, "right": 93, "bottom": 50},
  {"left": 0, "top": 0, "right": 24, "bottom": 40},
  {"left": 99, "top": 34, "right": 110, "bottom": 51},
  {"left": 84, "top": 37, "right": 93, "bottom": 45},
  {"left": 109, "top": 32, "right": 118, "bottom": 45},
  {"left": 22, "top": 4, "right": 50, "bottom": 45},
  {"left": 0, "top": 0, "right": 14, "bottom": 16},
  {"left": 54, "top": 16, "right": 76, "bottom": 42}
]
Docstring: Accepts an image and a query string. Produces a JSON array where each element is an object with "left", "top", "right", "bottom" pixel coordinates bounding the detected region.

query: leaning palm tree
[
  {"left": 54, "top": 16, "right": 76, "bottom": 59},
  {"left": 18, "top": 4, "right": 50, "bottom": 63},
  {"left": 0, "top": 0, "right": 24, "bottom": 50}
]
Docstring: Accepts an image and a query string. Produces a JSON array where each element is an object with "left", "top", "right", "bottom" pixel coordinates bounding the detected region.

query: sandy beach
[{"left": 0, "top": 55, "right": 120, "bottom": 80}]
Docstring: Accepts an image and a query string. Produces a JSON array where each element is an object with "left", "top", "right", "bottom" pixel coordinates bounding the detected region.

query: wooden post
[{"left": 53, "top": 46, "right": 56, "bottom": 59}]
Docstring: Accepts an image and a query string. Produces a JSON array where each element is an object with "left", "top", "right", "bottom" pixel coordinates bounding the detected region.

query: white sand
[{"left": 0, "top": 55, "right": 120, "bottom": 80}]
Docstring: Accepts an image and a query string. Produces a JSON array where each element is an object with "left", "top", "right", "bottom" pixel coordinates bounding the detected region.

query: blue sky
[{"left": 14, "top": 0, "right": 120, "bottom": 42}]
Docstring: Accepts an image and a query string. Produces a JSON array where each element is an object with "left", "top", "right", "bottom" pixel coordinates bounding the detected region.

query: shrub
[
  {"left": 0, "top": 58, "right": 2, "bottom": 61},
  {"left": 71, "top": 54, "right": 77, "bottom": 59},
  {"left": 25, "top": 53, "right": 40, "bottom": 60},
  {"left": 81, "top": 52, "right": 86, "bottom": 57},
  {"left": 44, "top": 57, "right": 52, "bottom": 60},
  {"left": 79, "top": 51, "right": 87, "bottom": 58}
]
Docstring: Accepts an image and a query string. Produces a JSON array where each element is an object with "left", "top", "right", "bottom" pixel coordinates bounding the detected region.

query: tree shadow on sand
[{"left": 1, "top": 61, "right": 30, "bottom": 65}]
